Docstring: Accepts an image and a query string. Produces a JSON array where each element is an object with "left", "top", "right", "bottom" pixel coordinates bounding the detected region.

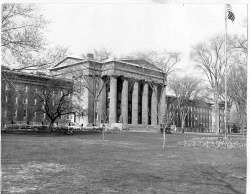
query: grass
[{"left": 1, "top": 131, "right": 246, "bottom": 194}]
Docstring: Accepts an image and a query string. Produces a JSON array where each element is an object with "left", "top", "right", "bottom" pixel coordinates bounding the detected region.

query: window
[
  {"left": 53, "top": 90, "right": 55, "bottom": 96},
  {"left": 5, "top": 96, "right": 8, "bottom": 102},
  {"left": 52, "top": 100, "right": 55, "bottom": 106},
  {"left": 4, "top": 110, "right": 7, "bottom": 117},
  {"left": 15, "top": 97, "right": 18, "bottom": 104},
  {"left": 43, "top": 113, "right": 46, "bottom": 118},
  {"left": 5, "top": 84, "right": 8, "bottom": 90},
  {"left": 35, "top": 88, "right": 38, "bottom": 93},
  {"left": 23, "top": 110, "right": 27, "bottom": 118},
  {"left": 60, "top": 91, "right": 63, "bottom": 96},
  {"left": 34, "top": 111, "right": 36, "bottom": 118},
  {"left": 67, "top": 115, "right": 70, "bottom": 120},
  {"left": 14, "top": 110, "right": 17, "bottom": 117},
  {"left": 24, "top": 98, "right": 27, "bottom": 104},
  {"left": 34, "top": 98, "right": 37, "bottom": 105},
  {"left": 25, "top": 86, "right": 28, "bottom": 92}
]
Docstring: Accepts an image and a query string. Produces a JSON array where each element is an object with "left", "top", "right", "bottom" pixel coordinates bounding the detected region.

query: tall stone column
[
  {"left": 99, "top": 78, "right": 106, "bottom": 124},
  {"left": 132, "top": 80, "right": 139, "bottom": 125},
  {"left": 142, "top": 82, "right": 149, "bottom": 125},
  {"left": 160, "top": 85, "right": 166, "bottom": 123},
  {"left": 151, "top": 84, "right": 158, "bottom": 126},
  {"left": 109, "top": 76, "right": 117, "bottom": 123},
  {"left": 121, "top": 78, "right": 129, "bottom": 125}
]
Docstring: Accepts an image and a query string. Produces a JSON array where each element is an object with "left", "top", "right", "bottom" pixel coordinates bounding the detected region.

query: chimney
[{"left": 87, "top": 53, "right": 94, "bottom": 60}]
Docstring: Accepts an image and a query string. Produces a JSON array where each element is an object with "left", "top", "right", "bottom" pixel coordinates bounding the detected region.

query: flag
[{"left": 226, "top": 4, "right": 235, "bottom": 21}]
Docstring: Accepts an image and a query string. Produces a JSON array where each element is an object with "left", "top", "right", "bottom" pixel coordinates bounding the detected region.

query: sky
[{"left": 41, "top": 3, "right": 247, "bottom": 75}]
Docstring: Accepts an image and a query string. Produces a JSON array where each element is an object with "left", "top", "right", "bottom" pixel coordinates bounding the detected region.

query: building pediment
[
  {"left": 52, "top": 57, "right": 84, "bottom": 69},
  {"left": 118, "top": 59, "right": 162, "bottom": 72}
]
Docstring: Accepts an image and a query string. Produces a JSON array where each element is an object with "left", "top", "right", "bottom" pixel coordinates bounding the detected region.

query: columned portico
[
  {"left": 109, "top": 76, "right": 117, "bottom": 123},
  {"left": 51, "top": 57, "right": 167, "bottom": 128},
  {"left": 132, "top": 80, "right": 139, "bottom": 124}
]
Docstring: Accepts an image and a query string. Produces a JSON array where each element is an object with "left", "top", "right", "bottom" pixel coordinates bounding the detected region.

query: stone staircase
[{"left": 125, "top": 124, "right": 160, "bottom": 132}]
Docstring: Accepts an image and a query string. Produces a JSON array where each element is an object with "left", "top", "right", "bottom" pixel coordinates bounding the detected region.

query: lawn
[{"left": 1, "top": 131, "right": 246, "bottom": 194}]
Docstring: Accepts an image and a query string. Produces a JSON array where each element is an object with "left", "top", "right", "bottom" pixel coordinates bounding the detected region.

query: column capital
[
  {"left": 129, "top": 77, "right": 140, "bottom": 83},
  {"left": 121, "top": 76, "right": 130, "bottom": 81},
  {"left": 141, "top": 80, "right": 150, "bottom": 85},
  {"left": 110, "top": 75, "right": 119, "bottom": 79}
]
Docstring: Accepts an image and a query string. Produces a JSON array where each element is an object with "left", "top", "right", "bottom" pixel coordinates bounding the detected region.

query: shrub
[{"left": 177, "top": 137, "right": 246, "bottom": 150}]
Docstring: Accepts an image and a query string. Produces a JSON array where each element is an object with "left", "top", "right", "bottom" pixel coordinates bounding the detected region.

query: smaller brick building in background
[
  {"left": 166, "top": 95, "right": 225, "bottom": 132},
  {"left": 1, "top": 67, "right": 74, "bottom": 127}
]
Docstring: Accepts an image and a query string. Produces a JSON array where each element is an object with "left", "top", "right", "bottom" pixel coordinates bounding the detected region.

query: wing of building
[{"left": 1, "top": 66, "right": 74, "bottom": 127}]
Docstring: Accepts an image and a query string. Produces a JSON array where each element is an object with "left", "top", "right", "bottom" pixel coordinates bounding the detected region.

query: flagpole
[{"left": 224, "top": 4, "right": 228, "bottom": 138}]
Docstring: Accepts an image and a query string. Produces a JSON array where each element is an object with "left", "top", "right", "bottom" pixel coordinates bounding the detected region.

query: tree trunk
[
  {"left": 163, "top": 126, "right": 166, "bottom": 148},
  {"left": 214, "top": 92, "right": 219, "bottom": 135},
  {"left": 181, "top": 118, "right": 185, "bottom": 133},
  {"left": 93, "top": 99, "right": 97, "bottom": 126},
  {"left": 239, "top": 112, "right": 244, "bottom": 134},
  {"left": 49, "top": 120, "right": 55, "bottom": 132}
]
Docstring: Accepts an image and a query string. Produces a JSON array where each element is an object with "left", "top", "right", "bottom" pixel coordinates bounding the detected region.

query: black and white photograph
[{"left": 1, "top": 0, "right": 248, "bottom": 193}]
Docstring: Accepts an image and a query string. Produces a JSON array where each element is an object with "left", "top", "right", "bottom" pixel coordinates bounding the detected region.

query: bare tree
[
  {"left": 163, "top": 98, "right": 178, "bottom": 127},
  {"left": 228, "top": 34, "right": 247, "bottom": 55},
  {"left": 2, "top": 4, "right": 68, "bottom": 70},
  {"left": 76, "top": 72, "right": 110, "bottom": 126},
  {"left": 227, "top": 64, "right": 247, "bottom": 133},
  {"left": 190, "top": 35, "right": 229, "bottom": 134},
  {"left": 81, "top": 47, "right": 113, "bottom": 62},
  {"left": 168, "top": 75, "right": 206, "bottom": 133},
  {"left": 52, "top": 48, "right": 113, "bottom": 126},
  {"left": 226, "top": 31, "right": 247, "bottom": 134},
  {"left": 2, "top": 4, "right": 46, "bottom": 66},
  {"left": 162, "top": 98, "right": 178, "bottom": 148},
  {"left": 34, "top": 82, "right": 79, "bottom": 131}
]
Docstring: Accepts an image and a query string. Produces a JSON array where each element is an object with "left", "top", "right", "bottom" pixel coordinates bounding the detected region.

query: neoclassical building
[
  {"left": 1, "top": 57, "right": 226, "bottom": 132},
  {"left": 50, "top": 56, "right": 166, "bottom": 127}
]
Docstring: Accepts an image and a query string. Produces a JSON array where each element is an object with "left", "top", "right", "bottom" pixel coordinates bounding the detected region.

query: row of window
[
  {"left": 4, "top": 96, "right": 34, "bottom": 104},
  {"left": 4, "top": 96, "right": 65, "bottom": 106},
  {"left": 5, "top": 84, "right": 31, "bottom": 92},
  {"left": 5, "top": 84, "right": 69, "bottom": 97},
  {"left": 3, "top": 110, "right": 71, "bottom": 120},
  {"left": 185, "top": 122, "right": 211, "bottom": 128},
  {"left": 189, "top": 107, "right": 211, "bottom": 114},
  {"left": 3, "top": 110, "right": 41, "bottom": 118},
  {"left": 187, "top": 114, "right": 211, "bottom": 120}
]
